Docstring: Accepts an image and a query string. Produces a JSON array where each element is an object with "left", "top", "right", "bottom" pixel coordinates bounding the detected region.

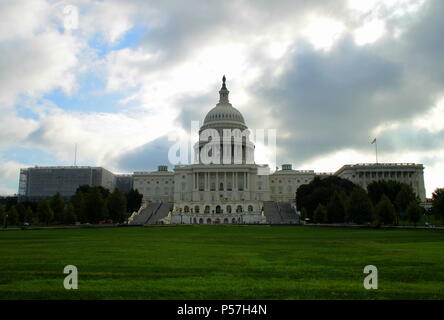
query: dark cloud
[
  {"left": 240, "top": 0, "right": 444, "bottom": 166},
  {"left": 381, "top": 126, "right": 444, "bottom": 152},
  {"left": 247, "top": 36, "right": 403, "bottom": 164},
  {"left": 174, "top": 90, "right": 214, "bottom": 130},
  {"left": 116, "top": 135, "right": 173, "bottom": 172}
]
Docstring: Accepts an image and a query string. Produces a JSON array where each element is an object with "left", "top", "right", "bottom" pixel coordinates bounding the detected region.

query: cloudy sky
[{"left": 1, "top": 0, "right": 443, "bottom": 197}]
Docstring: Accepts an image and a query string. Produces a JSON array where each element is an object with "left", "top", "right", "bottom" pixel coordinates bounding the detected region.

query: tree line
[
  {"left": 0, "top": 187, "right": 142, "bottom": 227},
  {"left": 297, "top": 176, "right": 444, "bottom": 227}
]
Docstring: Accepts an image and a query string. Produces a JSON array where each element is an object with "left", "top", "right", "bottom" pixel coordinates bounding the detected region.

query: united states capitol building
[{"left": 18, "top": 77, "right": 426, "bottom": 224}]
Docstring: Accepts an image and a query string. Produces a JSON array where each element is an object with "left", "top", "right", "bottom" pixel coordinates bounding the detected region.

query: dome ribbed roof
[
  {"left": 201, "top": 76, "right": 246, "bottom": 130},
  {"left": 203, "top": 104, "right": 245, "bottom": 124}
]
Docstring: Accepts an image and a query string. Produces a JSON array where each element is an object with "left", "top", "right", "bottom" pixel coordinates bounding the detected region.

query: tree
[
  {"left": 346, "top": 187, "right": 373, "bottom": 224},
  {"left": 16, "top": 203, "right": 28, "bottom": 225},
  {"left": 395, "top": 185, "right": 417, "bottom": 222},
  {"left": 300, "top": 207, "right": 308, "bottom": 222},
  {"left": 326, "top": 191, "right": 347, "bottom": 223},
  {"left": 50, "top": 192, "right": 65, "bottom": 223},
  {"left": 431, "top": 188, "right": 444, "bottom": 220},
  {"left": 367, "top": 180, "right": 413, "bottom": 205},
  {"left": 107, "top": 188, "right": 127, "bottom": 223},
  {"left": 296, "top": 176, "right": 356, "bottom": 220},
  {"left": 37, "top": 200, "right": 54, "bottom": 225},
  {"left": 63, "top": 203, "right": 77, "bottom": 225},
  {"left": 126, "top": 189, "right": 143, "bottom": 213},
  {"left": 407, "top": 201, "right": 423, "bottom": 227},
  {"left": 313, "top": 204, "right": 327, "bottom": 223},
  {"left": 374, "top": 195, "right": 396, "bottom": 226},
  {"left": 71, "top": 185, "right": 111, "bottom": 223},
  {"left": 7, "top": 206, "right": 19, "bottom": 226},
  {"left": 0, "top": 196, "right": 18, "bottom": 211},
  {"left": 0, "top": 204, "right": 5, "bottom": 226},
  {"left": 25, "top": 206, "right": 34, "bottom": 225},
  {"left": 84, "top": 187, "right": 107, "bottom": 223},
  {"left": 71, "top": 190, "right": 86, "bottom": 223}
]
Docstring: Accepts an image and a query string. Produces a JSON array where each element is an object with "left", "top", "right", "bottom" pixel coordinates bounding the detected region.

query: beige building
[
  {"left": 335, "top": 163, "right": 426, "bottom": 201},
  {"left": 270, "top": 165, "right": 315, "bottom": 203},
  {"left": 133, "top": 165, "right": 174, "bottom": 203}
]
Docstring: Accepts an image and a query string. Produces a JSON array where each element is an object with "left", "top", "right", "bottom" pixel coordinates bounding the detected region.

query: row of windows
[
  {"left": 191, "top": 217, "right": 243, "bottom": 224},
  {"left": 271, "top": 178, "right": 310, "bottom": 184},
  {"left": 138, "top": 187, "right": 174, "bottom": 195},
  {"left": 271, "top": 185, "right": 294, "bottom": 194},
  {"left": 180, "top": 205, "right": 256, "bottom": 214},
  {"left": 179, "top": 191, "right": 264, "bottom": 201},
  {"left": 207, "top": 113, "right": 243, "bottom": 120},
  {"left": 355, "top": 172, "right": 414, "bottom": 178}
]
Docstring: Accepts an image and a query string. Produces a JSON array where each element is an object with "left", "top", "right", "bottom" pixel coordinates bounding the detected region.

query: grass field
[{"left": 0, "top": 225, "right": 443, "bottom": 300}]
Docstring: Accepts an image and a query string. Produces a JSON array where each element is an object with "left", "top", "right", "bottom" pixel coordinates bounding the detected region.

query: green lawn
[{"left": 0, "top": 225, "right": 443, "bottom": 299}]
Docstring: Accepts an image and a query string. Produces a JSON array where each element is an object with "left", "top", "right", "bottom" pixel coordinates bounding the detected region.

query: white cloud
[
  {"left": 300, "top": 15, "right": 346, "bottom": 51},
  {"left": 0, "top": 160, "right": 25, "bottom": 195},
  {"left": 0, "top": 110, "right": 38, "bottom": 148},
  {"left": 0, "top": 0, "right": 82, "bottom": 107},
  {"left": 354, "top": 19, "right": 386, "bottom": 45}
]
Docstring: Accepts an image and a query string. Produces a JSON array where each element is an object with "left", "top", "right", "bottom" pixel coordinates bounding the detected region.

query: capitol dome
[
  {"left": 195, "top": 76, "right": 254, "bottom": 165},
  {"left": 200, "top": 76, "right": 247, "bottom": 132}
]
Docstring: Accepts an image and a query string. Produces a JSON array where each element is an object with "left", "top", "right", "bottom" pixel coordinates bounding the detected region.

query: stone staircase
[
  {"left": 263, "top": 202, "right": 281, "bottom": 224},
  {"left": 130, "top": 202, "right": 161, "bottom": 225},
  {"left": 263, "top": 201, "right": 299, "bottom": 224},
  {"left": 146, "top": 202, "right": 173, "bottom": 224},
  {"left": 277, "top": 202, "right": 299, "bottom": 224}
]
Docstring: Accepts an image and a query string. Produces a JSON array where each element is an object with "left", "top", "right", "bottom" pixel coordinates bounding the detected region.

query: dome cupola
[{"left": 201, "top": 76, "right": 247, "bottom": 131}]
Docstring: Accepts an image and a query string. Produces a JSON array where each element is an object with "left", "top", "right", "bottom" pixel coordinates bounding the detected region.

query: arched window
[
  {"left": 248, "top": 205, "right": 253, "bottom": 212},
  {"left": 184, "top": 206, "right": 189, "bottom": 213},
  {"left": 223, "top": 218, "right": 229, "bottom": 224},
  {"left": 226, "top": 205, "right": 232, "bottom": 214},
  {"left": 204, "top": 206, "right": 210, "bottom": 214},
  {"left": 219, "top": 182, "right": 224, "bottom": 191},
  {"left": 199, "top": 218, "right": 204, "bottom": 224},
  {"left": 194, "top": 206, "right": 200, "bottom": 213},
  {"left": 216, "top": 205, "right": 221, "bottom": 214},
  {"left": 232, "top": 218, "right": 236, "bottom": 224},
  {"left": 193, "top": 218, "right": 197, "bottom": 224},
  {"left": 206, "top": 218, "right": 212, "bottom": 224},
  {"left": 236, "top": 205, "right": 243, "bottom": 213}
]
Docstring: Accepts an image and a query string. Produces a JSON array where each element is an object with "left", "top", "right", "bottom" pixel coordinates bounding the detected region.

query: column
[
  {"left": 234, "top": 172, "right": 237, "bottom": 190},
  {"left": 247, "top": 172, "right": 249, "bottom": 190}
]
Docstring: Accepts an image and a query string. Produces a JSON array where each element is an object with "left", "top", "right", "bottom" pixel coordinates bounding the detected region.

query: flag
[{"left": 371, "top": 138, "right": 376, "bottom": 144}]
